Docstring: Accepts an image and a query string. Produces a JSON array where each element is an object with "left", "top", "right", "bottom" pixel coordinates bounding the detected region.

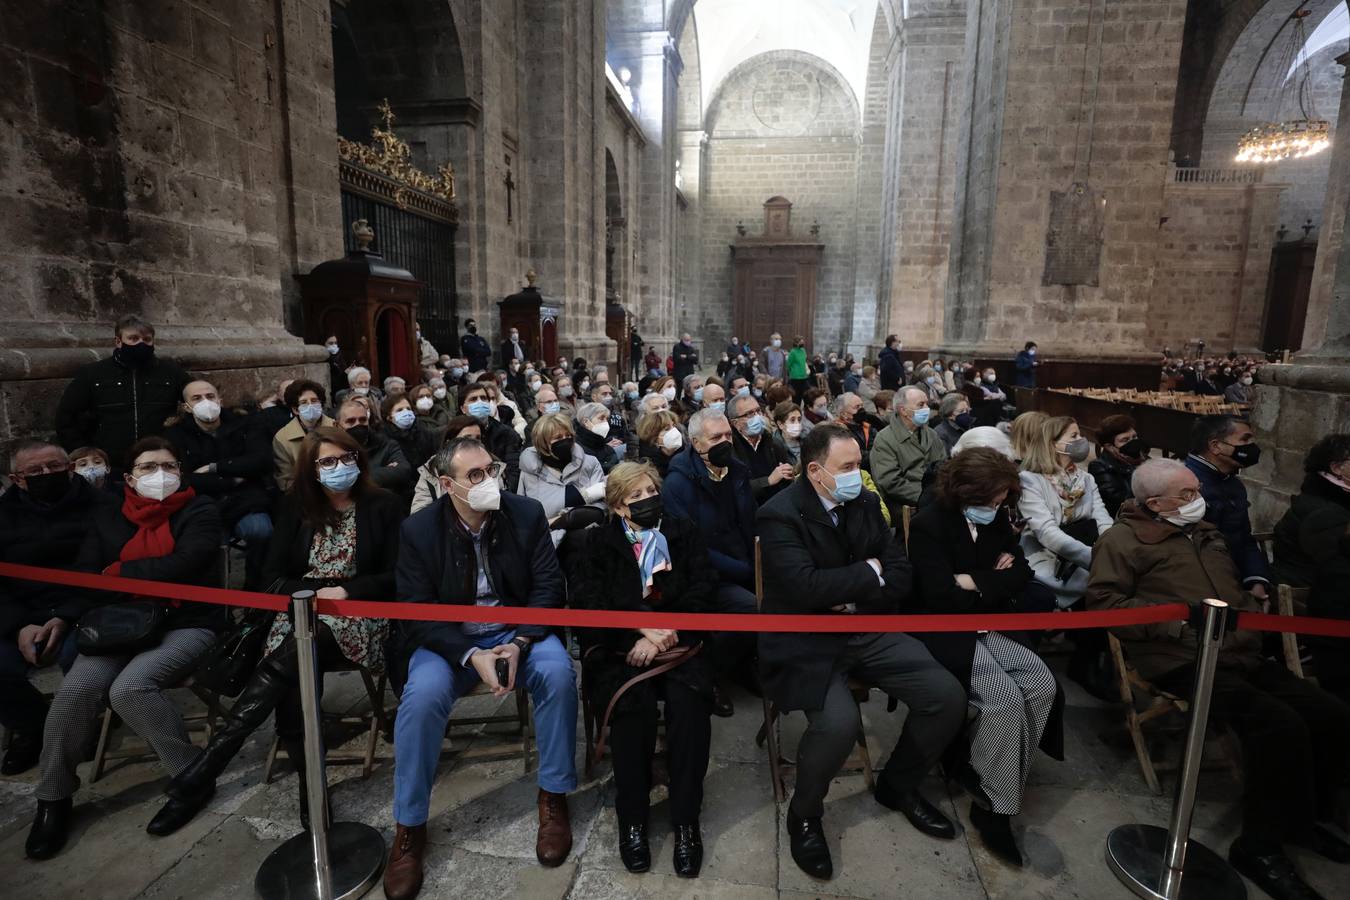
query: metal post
[
  {"left": 1105, "top": 598, "right": 1247, "bottom": 900},
  {"left": 255, "top": 591, "right": 385, "bottom": 900}
]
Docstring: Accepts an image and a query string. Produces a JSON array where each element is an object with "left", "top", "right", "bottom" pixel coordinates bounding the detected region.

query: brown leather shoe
[
  {"left": 536, "top": 789, "right": 573, "bottom": 867},
  {"left": 383, "top": 823, "right": 427, "bottom": 900}
]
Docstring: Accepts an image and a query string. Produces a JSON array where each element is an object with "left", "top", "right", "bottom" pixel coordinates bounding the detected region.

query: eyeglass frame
[
  {"left": 16, "top": 461, "right": 71, "bottom": 479},
  {"left": 455, "top": 461, "right": 505, "bottom": 485},
  {"left": 130, "top": 461, "right": 182, "bottom": 476},
  {"left": 315, "top": 451, "right": 361, "bottom": 471}
]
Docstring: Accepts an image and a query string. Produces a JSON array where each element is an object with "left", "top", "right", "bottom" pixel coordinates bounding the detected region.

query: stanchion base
[
  {"left": 255, "top": 821, "right": 385, "bottom": 900},
  {"left": 1106, "top": 824, "right": 1246, "bottom": 900}
]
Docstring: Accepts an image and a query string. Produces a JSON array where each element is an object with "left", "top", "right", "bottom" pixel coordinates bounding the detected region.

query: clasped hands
[
  {"left": 470, "top": 641, "right": 523, "bottom": 697},
  {"left": 627, "top": 628, "right": 678, "bottom": 667}
]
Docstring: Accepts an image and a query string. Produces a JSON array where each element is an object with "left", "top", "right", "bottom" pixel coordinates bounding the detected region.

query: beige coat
[{"left": 271, "top": 415, "right": 334, "bottom": 491}]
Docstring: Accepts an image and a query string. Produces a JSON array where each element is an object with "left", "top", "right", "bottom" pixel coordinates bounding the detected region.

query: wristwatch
[{"left": 512, "top": 636, "right": 532, "bottom": 653}]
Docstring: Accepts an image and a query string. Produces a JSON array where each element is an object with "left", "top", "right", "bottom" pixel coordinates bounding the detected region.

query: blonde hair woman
[
  {"left": 518, "top": 411, "right": 606, "bottom": 545},
  {"left": 636, "top": 409, "right": 683, "bottom": 477},
  {"left": 1009, "top": 411, "right": 1048, "bottom": 463}
]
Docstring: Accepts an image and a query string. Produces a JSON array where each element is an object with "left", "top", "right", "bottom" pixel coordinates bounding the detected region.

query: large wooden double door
[{"left": 731, "top": 243, "right": 822, "bottom": 352}]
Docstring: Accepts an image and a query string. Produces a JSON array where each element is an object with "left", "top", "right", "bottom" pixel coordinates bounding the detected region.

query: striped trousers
[
  {"left": 968, "top": 631, "right": 1056, "bottom": 815},
  {"left": 37, "top": 628, "right": 217, "bottom": 802}
]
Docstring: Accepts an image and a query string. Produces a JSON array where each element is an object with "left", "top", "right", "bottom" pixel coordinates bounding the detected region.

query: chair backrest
[
  {"left": 753, "top": 536, "right": 763, "bottom": 612},
  {"left": 1251, "top": 530, "right": 1274, "bottom": 566},
  {"left": 901, "top": 505, "right": 914, "bottom": 547},
  {"left": 1276, "top": 583, "right": 1309, "bottom": 679}
]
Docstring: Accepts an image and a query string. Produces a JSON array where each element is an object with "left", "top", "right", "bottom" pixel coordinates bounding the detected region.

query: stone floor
[{"left": 1, "top": 653, "right": 1347, "bottom": 900}]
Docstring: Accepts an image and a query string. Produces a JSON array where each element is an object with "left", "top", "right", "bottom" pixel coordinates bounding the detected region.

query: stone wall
[
  {"left": 698, "top": 51, "right": 861, "bottom": 349},
  {"left": 1148, "top": 178, "right": 1284, "bottom": 351},
  {"left": 0, "top": 0, "right": 330, "bottom": 457}
]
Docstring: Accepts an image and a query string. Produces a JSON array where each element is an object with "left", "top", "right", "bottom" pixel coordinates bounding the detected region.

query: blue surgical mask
[
  {"left": 626, "top": 390, "right": 639, "bottom": 401},
  {"left": 736, "top": 386, "right": 751, "bottom": 398},
  {"left": 451, "top": 367, "right": 465, "bottom": 378},
  {"left": 911, "top": 407, "right": 931, "bottom": 426},
  {"left": 467, "top": 399, "right": 493, "bottom": 419},
  {"left": 746, "top": 414, "right": 765, "bottom": 437},
  {"left": 708, "top": 400, "right": 725, "bottom": 412},
  {"left": 826, "top": 468, "right": 862, "bottom": 503},
  {"left": 392, "top": 409, "right": 417, "bottom": 430},
  {"left": 544, "top": 401, "right": 561, "bottom": 414},
  {"left": 318, "top": 461, "right": 360, "bottom": 492},
  {"left": 693, "top": 387, "right": 704, "bottom": 402},
  {"left": 963, "top": 505, "right": 999, "bottom": 526},
  {"left": 298, "top": 402, "right": 324, "bottom": 424}
]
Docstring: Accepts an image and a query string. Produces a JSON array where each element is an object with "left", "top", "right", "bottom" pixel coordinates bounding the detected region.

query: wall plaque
[{"left": 1043, "top": 182, "right": 1105, "bottom": 286}]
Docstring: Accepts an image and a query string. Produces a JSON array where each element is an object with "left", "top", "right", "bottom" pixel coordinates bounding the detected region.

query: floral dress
[{"left": 264, "top": 506, "right": 388, "bottom": 672}]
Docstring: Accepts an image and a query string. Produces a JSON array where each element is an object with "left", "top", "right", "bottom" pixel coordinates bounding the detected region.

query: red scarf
[{"left": 103, "top": 485, "right": 196, "bottom": 577}]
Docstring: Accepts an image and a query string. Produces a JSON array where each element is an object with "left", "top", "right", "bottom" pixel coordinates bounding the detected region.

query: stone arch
[
  {"left": 666, "top": 0, "right": 901, "bottom": 47},
  {"left": 703, "top": 50, "right": 862, "bottom": 139}
]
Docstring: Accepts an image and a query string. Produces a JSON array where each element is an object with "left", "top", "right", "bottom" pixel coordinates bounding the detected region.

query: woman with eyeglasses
[
  {"left": 26, "top": 437, "right": 228, "bottom": 860},
  {"left": 142, "top": 427, "right": 405, "bottom": 837},
  {"left": 519, "top": 412, "right": 607, "bottom": 546}
]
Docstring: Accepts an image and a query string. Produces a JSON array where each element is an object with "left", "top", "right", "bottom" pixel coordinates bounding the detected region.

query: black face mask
[
  {"left": 346, "top": 425, "right": 371, "bottom": 446},
  {"left": 467, "top": 324, "right": 478, "bottom": 334},
  {"left": 1229, "top": 442, "right": 1260, "bottom": 468},
  {"left": 24, "top": 472, "right": 72, "bottom": 505},
  {"left": 954, "top": 412, "right": 976, "bottom": 430},
  {"left": 550, "top": 438, "right": 574, "bottom": 461},
  {"left": 1118, "top": 437, "right": 1147, "bottom": 460},
  {"left": 627, "top": 495, "right": 663, "bottom": 530},
  {"left": 704, "top": 440, "right": 734, "bottom": 469},
  {"left": 116, "top": 342, "right": 155, "bottom": 368}
]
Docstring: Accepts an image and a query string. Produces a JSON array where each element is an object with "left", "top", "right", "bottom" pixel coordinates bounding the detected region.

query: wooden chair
[
  {"left": 443, "top": 681, "right": 534, "bottom": 774},
  {"left": 90, "top": 679, "right": 228, "bottom": 783},
  {"left": 752, "top": 538, "right": 875, "bottom": 803},
  {"left": 1276, "top": 584, "right": 1309, "bottom": 679},
  {"left": 264, "top": 660, "right": 391, "bottom": 782},
  {"left": 900, "top": 505, "right": 914, "bottom": 547},
  {"left": 1106, "top": 633, "right": 1241, "bottom": 794}
]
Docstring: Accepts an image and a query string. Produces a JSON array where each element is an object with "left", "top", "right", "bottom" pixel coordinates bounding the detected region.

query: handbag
[
  {"left": 193, "top": 608, "right": 277, "bottom": 697},
  {"left": 1054, "top": 517, "right": 1100, "bottom": 583},
  {"left": 75, "top": 600, "right": 168, "bottom": 656}
]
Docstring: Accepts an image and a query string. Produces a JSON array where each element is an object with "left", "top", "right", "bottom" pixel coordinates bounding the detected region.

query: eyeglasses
[
  {"left": 316, "top": 451, "right": 360, "bottom": 471},
  {"left": 1155, "top": 489, "right": 1201, "bottom": 504},
  {"left": 458, "top": 461, "right": 505, "bottom": 485},
  {"left": 17, "top": 462, "right": 70, "bottom": 478},
  {"left": 131, "top": 461, "right": 181, "bottom": 476}
]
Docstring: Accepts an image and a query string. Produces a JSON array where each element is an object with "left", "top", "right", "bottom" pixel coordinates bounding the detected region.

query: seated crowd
[{"left": 1, "top": 316, "right": 1346, "bottom": 900}]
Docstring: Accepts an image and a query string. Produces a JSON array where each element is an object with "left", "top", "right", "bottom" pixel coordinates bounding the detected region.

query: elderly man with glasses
[{"left": 383, "top": 436, "right": 576, "bottom": 900}]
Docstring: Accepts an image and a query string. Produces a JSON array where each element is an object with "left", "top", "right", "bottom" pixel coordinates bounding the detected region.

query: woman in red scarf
[{"left": 26, "top": 438, "right": 225, "bottom": 861}]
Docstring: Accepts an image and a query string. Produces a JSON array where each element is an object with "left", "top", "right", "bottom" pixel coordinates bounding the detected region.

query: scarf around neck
[{"left": 117, "top": 485, "right": 195, "bottom": 567}]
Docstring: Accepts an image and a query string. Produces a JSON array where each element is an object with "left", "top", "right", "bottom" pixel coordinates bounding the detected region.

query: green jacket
[
  {"left": 869, "top": 417, "right": 946, "bottom": 519},
  {"left": 787, "top": 347, "right": 809, "bottom": 381}
]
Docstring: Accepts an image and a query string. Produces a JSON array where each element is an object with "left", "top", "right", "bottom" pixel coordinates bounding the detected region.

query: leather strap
[{"left": 590, "top": 643, "right": 702, "bottom": 765}]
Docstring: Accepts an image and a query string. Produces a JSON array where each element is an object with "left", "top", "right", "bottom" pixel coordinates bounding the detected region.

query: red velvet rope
[{"left": 3, "top": 562, "right": 1348, "bottom": 637}]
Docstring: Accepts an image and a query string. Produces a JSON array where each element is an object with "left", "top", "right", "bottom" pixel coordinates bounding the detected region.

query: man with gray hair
[
  {"left": 871, "top": 386, "right": 945, "bottom": 521},
  {"left": 663, "top": 408, "right": 759, "bottom": 716},
  {"left": 1087, "top": 458, "right": 1350, "bottom": 900},
  {"left": 674, "top": 373, "right": 705, "bottom": 422},
  {"left": 830, "top": 392, "right": 880, "bottom": 472},
  {"left": 728, "top": 393, "right": 794, "bottom": 503}
]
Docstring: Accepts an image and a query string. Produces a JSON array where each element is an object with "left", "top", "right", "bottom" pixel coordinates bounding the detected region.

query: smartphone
[
  {"left": 495, "top": 657, "right": 511, "bottom": 688},
  {"left": 32, "top": 639, "right": 46, "bottom": 659}
]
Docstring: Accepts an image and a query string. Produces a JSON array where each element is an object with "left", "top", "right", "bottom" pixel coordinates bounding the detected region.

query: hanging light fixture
[{"left": 1235, "top": 5, "right": 1332, "bottom": 164}]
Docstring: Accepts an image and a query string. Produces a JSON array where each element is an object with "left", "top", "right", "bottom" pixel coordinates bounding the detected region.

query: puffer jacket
[
  {"left": 1018, "top": 468, "right": 1114, "bottom": 607},
  {"left": 517, "top": 445, "right": 606, "bottom": 546}
]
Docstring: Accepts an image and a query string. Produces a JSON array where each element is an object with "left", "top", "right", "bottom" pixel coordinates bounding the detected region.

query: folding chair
[
  {"left": 1276, "top": 584, "right": 1309, "bottom": 679},
  {"left": 443, "top": 682, "right": 534, "bottom": 774},
  {"left": 1106, "top": 633, "right": 1241, "bottom": 794},
  {"left": 752, "top": 538, "right": 875, "bottom": 803},
  {"left": 264, "top": 660, "right": 392, "bottom": 782},
  {"left": 90, "top": 679, "right": 229, "bottom": 783}
]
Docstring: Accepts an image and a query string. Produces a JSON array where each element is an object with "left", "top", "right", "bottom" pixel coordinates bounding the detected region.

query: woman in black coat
[
  {"left": 635, "top": 409, "right": 683, "bottom": 478},
  {"left": 27, "top": 437, "right": 226, "bottom": 861},
  {"left": 566, "top": 461, "right": 715, "bottom": 878},
  {"left": 1087, "top": 414, "right": 1147, "bottom": 517},
  {"left": 908, "top": 447, "right": 1061, "bottom": 869},
  {"left": 148, "top": 427, "right": 404, "bottom": 835}
]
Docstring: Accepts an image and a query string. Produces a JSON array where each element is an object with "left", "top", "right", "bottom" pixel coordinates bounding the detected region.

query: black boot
[
  {"left": 2, "top": 730, "right": 42, "bottom": 776},
  {"left": 672, "top": 823, "right": 703, "bottom": 878},
  {"left": 1229, "top": 839, "right": 1326, "bottom": 900},
  {"left": 786, "top": 807, "right": 832, "bottom": 879},
  {"left": 25, "top": 797, "right": 72, "bottom": 860},
  {"left": 617, "top": 821, "right": 650, "bottom": 873},
  {"left": 970, "top": 803, "right": 1023, "bottom": 867},
  {"left": 711, "top": 681, "right": 733, "bottom": 718},
  {"left": 147, "top": 782, "right": 215, "bottom": 836}
]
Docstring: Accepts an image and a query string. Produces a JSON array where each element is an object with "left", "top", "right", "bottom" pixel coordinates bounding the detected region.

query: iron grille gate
[{"left": 340, "top": 189, "right": 459, "bottom": 359}]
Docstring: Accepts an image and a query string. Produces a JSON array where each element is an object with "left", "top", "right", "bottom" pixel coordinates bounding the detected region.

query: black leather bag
[
  {"left": 192, "top": 608, "right": 276, "bottom": 697},
  {"left": 75, "top": 601, "right": 168, "bottom": 656},
  {"left": 1054, "top": 517, "right": 1100, "bottom": 583}
]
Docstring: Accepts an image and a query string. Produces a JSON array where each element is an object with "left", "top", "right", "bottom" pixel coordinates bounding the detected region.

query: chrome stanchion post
[
  {"left": 255, "top": 591, "right": 386, "bottom": 900},
  {"left": 1105, "top": 598, "right": 1247, "bottom": 900}
]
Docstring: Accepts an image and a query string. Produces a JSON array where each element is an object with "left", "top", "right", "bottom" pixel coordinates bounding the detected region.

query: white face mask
[
  {"left": 1160, "top": 495, "right": 1206, "bottom": 527},
  {"left": 588, "top": 420, "right": 610, "bottom": 439},
  {"left": 661, "top": 428, "right": 684, "bottom": 451},
  {"left": 785, "top": 422, "right": 802, "bottom": 437},
  {"left": 191, "top": 399, "right": 221, "bottom": 423},
  {"left": 415, "top": 397, "right": 434, "bottom": 412},
  {"left": 133, "top": 470, "right": 180, "bottom": 501},
  {"left": 455, "top": 476, "right": 502, "bottom": 512},
  {"left": 352, "top": 386, "right": 369, "bottom": 396},
  {"left": 661, "top": 386, "right": 677, "bottom": 401},
  {"left": 77, "top": 465, "right": 108, "bottom": 483},
  {"left": 432, "top": 387, "right": 447, "bottom": 400}
]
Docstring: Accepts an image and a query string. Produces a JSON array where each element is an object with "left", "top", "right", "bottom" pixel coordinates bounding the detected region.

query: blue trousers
[
  {"left": 0, "top": 631, "right": 78, "bottom": 732},
  {"left": 393, "top": 632, "right": 578, "bottom": 826},
  {"left": 233, "top": 511, "right": 273, "bottom": 590}
]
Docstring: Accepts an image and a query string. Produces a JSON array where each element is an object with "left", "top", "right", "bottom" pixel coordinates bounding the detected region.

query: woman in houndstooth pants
[
  {"left": 908, "top": 446, "right": 1062, "bottom": 869},
  {"left": 26, "top": 438, "right": 227, "bottom": 861}
]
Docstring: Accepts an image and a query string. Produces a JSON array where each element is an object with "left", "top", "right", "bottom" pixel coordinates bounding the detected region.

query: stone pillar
[
  {"left": 879, "top": 2, "right": 966, "bottom": 352},
  {"left": 1246, "top": 52, "right": 1350, "bottom": 526},
  {"left": 942, "top": 0, "right": 1188, "bottom": 361}
]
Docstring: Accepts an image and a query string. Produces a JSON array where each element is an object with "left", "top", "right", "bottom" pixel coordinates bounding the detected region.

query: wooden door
[{"left": 733, "top": 245, "right": 820, "bottom": 354}]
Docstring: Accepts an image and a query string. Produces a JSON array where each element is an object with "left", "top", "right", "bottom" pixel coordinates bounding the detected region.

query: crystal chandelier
[{"left": 1234, "top": 6, "right": 1332, "bottom": 165}]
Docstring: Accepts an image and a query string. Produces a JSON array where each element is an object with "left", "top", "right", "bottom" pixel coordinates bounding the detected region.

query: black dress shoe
[
  {"left": 25, "top": 797, "right": 72, "bottom": 861},
  {"left": 711, "top": 682, "right": 734, "bottom": 718},
  {"left": 1229, "top": 842, "right": 1326, "bottom": 900},
  {"left": 673, "top": 823, "right": 703, "bottom": 878},
  {"left": 969, "top": 803, "right": 1023, "bottom": 867},
  {"left": 618, "top": 821, "right": 651, "bottom": 873},
  {"left": 874, "top": 781, "right": 957, "bottom": 840},
  {"left": 2, "top": 730, "right": 41, "bottom": 776},
  {"left": 1299, "top": 824, "right": 1350, "bottom": 864},
  {"left": 146, "top": 783, "right": 214, "bottom": 836},
  {"left": 786, "top": 808, "right": 832, "bottom": 880}
]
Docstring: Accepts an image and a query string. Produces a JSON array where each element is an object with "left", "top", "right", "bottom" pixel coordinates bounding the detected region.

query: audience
[
  {"left": 574, "top": 401, "right": 622, "bottom": 473},
  {"left": 334, "top": 365, "right": 384, "bottom": 409},
  {"left": 566, "top": 462, "right": 715, "bottom": 876},
  {"left": 335, "top": 398, "right": 416, "bottom": 496},
  {"left": 1087, "top": 458, "right": 1350, "bottom": 900},
  {"left": 273, "top": 379, "right": 334, "bottom": 491},
  {"left": 1087, "top": 414, "right": 1147, "bottom": 517},
  {"left": 1013, "top": 341, "right": 1039, "bottom": 388},
  {"left": 1186, "top": 416, "right": 1270, "bottom": 602},
  {"left": 518, "top": 412, "right": 607, "bottom": 546},
  {"left": 458, "top": 382, "right": 524, "bottom": 492},
  {"left": 878, "top": 335, "right": 903, "bottom": 391},
  {"left": 635, "top": 409, "right": 683, "bottom": 477},
  {"left": 148, "top": 428, "right": 403, "bottom": 834},
  {"left": 757, "top": 423, "right": 965, "bottom": 880},
  {"left": 411, "top": 416, "right": 482, "bottom": 514},
  {"left": 934, "top": 392, "right": 974, "bottom": 457},
  {"left": 728, "top": 393, "right": 794, "bottom": 503},
  {"left": 382, "top": 393, "right": 438, "bottom": 472},
  {"left": 26, "top": 438, "right": 225, "bottom": 860},
  {"left": 770, "top": 400, "right": 805, "bottom": 464},
  {"left": 831, "top": 392, "right": 880, "bottom": 471},
  {"left": 55, "top": 315, "right": 190, "bottom": 466},
  {"left": 70, "top": 446, "right": 114, "bottom": 493},
  {"left": 872, "top": 386, "right": 946, "bottom": 521},
  {"left": 386, "top": 437, "right": 577, "bottom": 898}
]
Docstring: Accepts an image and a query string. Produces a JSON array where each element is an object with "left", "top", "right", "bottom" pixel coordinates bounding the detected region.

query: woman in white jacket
[
  {"left": 518, "top": 412, "right": 607, "bottom": 546},
  {"left": 1017, "top": 415, "right": 1113, "bottom": 608},
  {"left": 410, "top": 415, "right": 482, "bottom": 514}
]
